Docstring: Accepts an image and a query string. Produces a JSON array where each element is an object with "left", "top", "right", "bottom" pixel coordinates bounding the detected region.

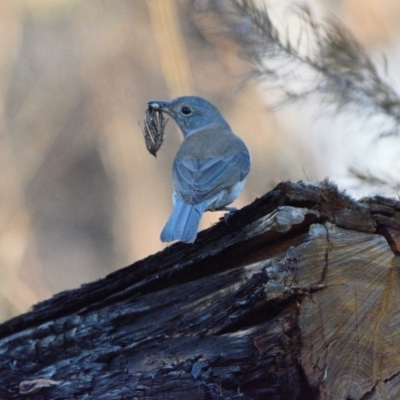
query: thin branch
[{"left": 195, "top": 0, "right": 400, "bottom": 130}]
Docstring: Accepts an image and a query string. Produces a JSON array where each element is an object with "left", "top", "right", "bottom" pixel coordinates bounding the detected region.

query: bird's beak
[{"left": 148, "top": 100, "right": 170, "bottom": 113}]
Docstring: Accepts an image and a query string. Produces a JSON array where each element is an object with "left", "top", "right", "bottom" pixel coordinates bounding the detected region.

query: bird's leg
[{"left": 215, "top": 206, "right": 238, "bottom": 224}]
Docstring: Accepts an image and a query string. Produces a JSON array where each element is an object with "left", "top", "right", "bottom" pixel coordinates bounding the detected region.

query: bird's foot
[{"left": 220, "top": 207, "right": 238, "bottom": 224}]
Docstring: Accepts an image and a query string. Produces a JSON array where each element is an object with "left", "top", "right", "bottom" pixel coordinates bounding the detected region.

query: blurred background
[{"left": 1, "top": 0, "right": 400, "bottom": 321}]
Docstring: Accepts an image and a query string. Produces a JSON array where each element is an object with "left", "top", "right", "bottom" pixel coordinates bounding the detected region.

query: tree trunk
[{"left": 1, "top": 181, "right": 399, "bottom": 400}]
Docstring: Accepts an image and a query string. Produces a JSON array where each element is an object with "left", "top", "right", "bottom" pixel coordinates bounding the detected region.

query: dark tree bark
[{"left": 1, "top": 181, "right": 400, "bottom": 400}]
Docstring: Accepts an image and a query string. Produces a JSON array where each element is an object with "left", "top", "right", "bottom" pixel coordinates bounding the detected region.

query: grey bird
[{"left": 148, "top": 96, "right": 251, "bottom": 243}]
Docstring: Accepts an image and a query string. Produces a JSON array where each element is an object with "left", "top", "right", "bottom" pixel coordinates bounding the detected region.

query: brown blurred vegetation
[{"left": 0, "top": 0, "right": 399, "bottom": 321}]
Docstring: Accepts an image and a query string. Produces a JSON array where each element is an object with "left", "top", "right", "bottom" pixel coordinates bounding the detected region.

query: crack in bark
[
  {"left": 320, "top": 223, "right": 333, "bottom": 285},
  {"left": 361, "top": 369, "right": 400, "bottom": 400}
]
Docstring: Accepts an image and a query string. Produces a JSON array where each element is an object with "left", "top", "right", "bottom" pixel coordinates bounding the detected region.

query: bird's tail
[{"left": 160, "top": 199, "right": 207, "bottom": 243}]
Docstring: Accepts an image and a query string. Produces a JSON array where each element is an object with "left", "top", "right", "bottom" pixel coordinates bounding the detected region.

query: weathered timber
[{"left": 1, "top": 180, "right": 400, "bottom": 400}]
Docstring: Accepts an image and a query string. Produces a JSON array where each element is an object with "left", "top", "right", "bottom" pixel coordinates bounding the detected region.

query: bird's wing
[{"left": 172, "top": 150, "right": 250, "bottom": 204}]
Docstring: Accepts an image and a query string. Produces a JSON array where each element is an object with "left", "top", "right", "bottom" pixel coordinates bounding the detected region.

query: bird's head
[{"left": 148, "top": 96, "right": 230, "bottom": 138}]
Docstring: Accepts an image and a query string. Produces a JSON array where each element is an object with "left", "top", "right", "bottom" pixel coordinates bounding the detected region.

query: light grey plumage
[{"left": 148, "top": 96, "right": 250, "bottom": 243}]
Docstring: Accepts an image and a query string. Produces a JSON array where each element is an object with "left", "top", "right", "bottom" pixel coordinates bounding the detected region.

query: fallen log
[{"left": 1, "top": 180, "right": 399, "bottom": 400}]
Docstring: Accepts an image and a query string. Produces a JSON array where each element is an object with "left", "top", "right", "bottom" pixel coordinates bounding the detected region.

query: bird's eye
[{"left": 181, "top": 106, "right": 192, "bottom": 115}]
